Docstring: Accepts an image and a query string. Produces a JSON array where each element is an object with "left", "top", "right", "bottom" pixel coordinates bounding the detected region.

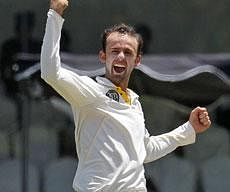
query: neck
[
  {"left": 116, "top": 83, "right": 127, "bottom": 92},
  {"left": 105, "top": 76, "right": 128, "bottom": 92}
]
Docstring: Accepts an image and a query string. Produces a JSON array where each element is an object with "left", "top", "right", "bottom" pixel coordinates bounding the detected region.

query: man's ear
[
  {"left": 135, "top": 54, "right": 142, "bottom": 67},
  {"left": 99, "top": 50, "right": 106, "bottom": 64}
]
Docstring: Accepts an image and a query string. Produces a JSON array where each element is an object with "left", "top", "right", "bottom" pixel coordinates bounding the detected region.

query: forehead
[{"left": 106, "top": 32, "right": 138, "bottom": 51}]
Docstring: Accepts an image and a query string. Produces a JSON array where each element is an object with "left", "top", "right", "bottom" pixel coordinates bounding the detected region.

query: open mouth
[{"left": 113, "top": 64, "right": 126, "bottom": 73}]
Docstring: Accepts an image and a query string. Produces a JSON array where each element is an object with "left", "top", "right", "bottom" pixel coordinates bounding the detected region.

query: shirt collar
[
  {"left": 96, "top": 76, "right": 114, "bottom": 87},
  {"left": 96, "top": 76, "right": 139, "bottom": 99}
]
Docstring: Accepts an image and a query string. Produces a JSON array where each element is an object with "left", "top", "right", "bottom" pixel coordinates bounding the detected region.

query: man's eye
[
  {"left": 125, "top": 51, "right": 132, "bottom": 56},
  {"left": 112, "top": 50, "right": 119, "bottom": 53}
]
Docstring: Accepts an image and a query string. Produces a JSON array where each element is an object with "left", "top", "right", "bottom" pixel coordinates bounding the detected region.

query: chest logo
[{"left": 106, "top": 90, "right": 119, "bottom": 102}]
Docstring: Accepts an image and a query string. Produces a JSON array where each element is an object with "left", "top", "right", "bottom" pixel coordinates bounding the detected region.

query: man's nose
[{"left": 117, "top": 51, "right": 125, "bottom": 60}]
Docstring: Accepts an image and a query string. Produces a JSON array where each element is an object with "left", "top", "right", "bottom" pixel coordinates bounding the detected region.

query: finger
[
  {"left": 199, "top": 114, "right": 210, "bottom": 121},
  {"left": 193, "top": 107, "right": 207, "bottom": 117},
  {"left": 199, "top": 111, "right": 208, "bottom": 119},
  {"left": 199, "top": 116, "right": 211, "bottom": 126},
  {"left": 203, "top": 119, "right": 211, "bottom": 127},
  {"left": 197, "top": 107, "right": 208, "bottom": 113}
]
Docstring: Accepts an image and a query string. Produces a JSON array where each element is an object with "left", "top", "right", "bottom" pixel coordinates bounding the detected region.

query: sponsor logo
[{"left": 106, "top": 90, "right": 119, "bottom": 102}]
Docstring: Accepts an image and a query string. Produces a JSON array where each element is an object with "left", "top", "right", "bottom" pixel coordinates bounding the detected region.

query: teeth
[{"left": 114, "top": 64, "right": 125, "bottom": 68}]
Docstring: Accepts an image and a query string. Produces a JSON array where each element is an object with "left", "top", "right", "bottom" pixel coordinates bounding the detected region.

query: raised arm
[
  {"left": 41, "top": 0, "right": 68, "bottom": 81},
  {"left": 41, "top": 0, "right": 98, "bottom": 107},
  {"left": 40, "top": 4, "right": 65, "bottom": 82}
]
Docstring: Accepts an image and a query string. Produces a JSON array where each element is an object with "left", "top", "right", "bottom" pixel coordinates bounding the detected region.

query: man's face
[{"left": 99, "top": 32, "right": 141, "bottom": 88}]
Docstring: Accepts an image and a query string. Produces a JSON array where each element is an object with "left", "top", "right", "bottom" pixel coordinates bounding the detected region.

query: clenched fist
[
  {"left": 189, "top": 107, "right": 211, "bottom": 134},
  {"left": 50, "top": 0, "right": 69, "bottom": 16}
]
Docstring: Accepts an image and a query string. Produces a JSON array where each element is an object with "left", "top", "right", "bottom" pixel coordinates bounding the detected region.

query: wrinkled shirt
[{"left": 41, "top": 9, "right": 196, "bottom": 192}]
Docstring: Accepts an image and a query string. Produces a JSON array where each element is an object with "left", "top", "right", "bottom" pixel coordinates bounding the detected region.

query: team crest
[{"left": 106, "top": 90, "right": 119, "bottom": 102}]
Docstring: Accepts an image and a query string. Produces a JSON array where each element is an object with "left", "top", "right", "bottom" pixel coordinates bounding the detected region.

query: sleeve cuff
[
  {"left": 182, "top": 121, "right": 196, "bottom": 144},
  {"left": 48, "top": 9, "right": 65, "bottom": 23},
  {"left": 171, "top": 121, "right": 196, "bottom": 146}
]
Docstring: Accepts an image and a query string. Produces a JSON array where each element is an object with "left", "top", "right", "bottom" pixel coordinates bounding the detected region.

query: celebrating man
[{"left": 41, "top": 0, "right": 211, "bottom": 191}]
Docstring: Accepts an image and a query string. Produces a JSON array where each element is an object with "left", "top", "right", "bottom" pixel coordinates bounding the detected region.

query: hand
[
  {"left": 50, "top": 0, "right": 69, "bottom": 16},
  {"left": 189, "top": 107, "right": 211, "bottom": 134}
]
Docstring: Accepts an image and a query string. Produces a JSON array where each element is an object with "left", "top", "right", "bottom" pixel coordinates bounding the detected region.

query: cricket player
[{"left": 41, "top": 0, "right": 211, "bottom": 191}]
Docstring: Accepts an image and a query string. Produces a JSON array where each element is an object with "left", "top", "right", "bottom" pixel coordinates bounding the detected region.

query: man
[{"left": 41, "top": 0, "right": 211, "bottom": 191}]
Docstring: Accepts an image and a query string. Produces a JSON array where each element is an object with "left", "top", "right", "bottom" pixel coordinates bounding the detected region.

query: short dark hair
[{"left": 101, "top": 23, "right": 143, "bottom": 55}]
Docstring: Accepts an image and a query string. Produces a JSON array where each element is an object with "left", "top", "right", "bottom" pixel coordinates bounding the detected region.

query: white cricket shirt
[{"left": 41, "top": 9, "right": 196, "bottom": 192}]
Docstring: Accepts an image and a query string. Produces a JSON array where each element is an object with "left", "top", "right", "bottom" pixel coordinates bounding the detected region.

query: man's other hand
[{"left": 189, "top": 107, "right": 211, "bottom": 134}]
